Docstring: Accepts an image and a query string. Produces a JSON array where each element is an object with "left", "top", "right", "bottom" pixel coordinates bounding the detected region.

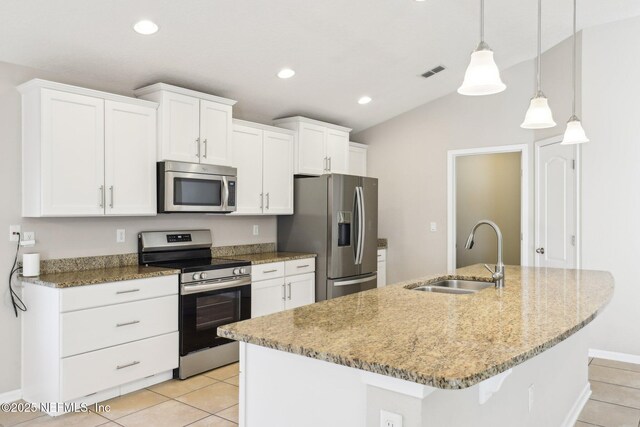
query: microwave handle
[{"left": 222, "top": 177, "right": 229, "bottom": 210}]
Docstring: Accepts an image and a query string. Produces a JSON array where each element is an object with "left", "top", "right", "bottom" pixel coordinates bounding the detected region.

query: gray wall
[
  {"left": 455, "top": 152, "right": 521, "bottom": 268},
  {"left": 0, "top": 61, "right": 276, "bottom": 394}
]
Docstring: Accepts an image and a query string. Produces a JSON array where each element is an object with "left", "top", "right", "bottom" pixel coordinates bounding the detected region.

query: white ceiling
[{"left": 1, "top": 0, "right": 639, "bottom": 132}]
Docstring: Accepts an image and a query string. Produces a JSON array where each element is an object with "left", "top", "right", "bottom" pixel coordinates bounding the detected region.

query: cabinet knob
[{"left": 536, "top": 247, "right": 545, "bottom": 254}]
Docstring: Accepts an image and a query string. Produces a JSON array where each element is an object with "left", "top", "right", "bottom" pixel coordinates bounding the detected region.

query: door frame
[
  {"left": 534, "top": 136, "right": 581, "bottom": 268},
  {"left": 447, "top": 144, "right": 530, "bottom": 272}
]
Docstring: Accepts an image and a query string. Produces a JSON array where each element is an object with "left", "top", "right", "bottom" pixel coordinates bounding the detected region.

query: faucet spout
[{"left": 464, "top": 220, "right": 505, "bottom": 288}]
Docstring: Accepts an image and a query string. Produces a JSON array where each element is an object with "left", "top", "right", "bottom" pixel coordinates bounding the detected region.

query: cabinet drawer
[
  {"left": 61, "top": 295, "right": 178, "bottom": 357},
  {"left": 284, "top": 258, "right": 316, "bottom": 276},
  {"left": 251, "top": 262, "right": 285, "bottom": 281},
  {"left": 60, "top": 275, "right": 178, "bottom": 312},
  {"left": 61, "top": 332, "right": 178, "bottom": 402},
  {"left": 377, "top": 249, "right": 386, "bottom": 262}
]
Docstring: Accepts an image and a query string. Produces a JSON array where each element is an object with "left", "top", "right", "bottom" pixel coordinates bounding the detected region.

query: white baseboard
[
  {"left": 561, "top": 383, "right": 591, "bottom": 427},
  {"left": 589, "top": 349, "right": 640, "bottom": 364},
  {"left": 0, "top": 389, "right": 22, "bottom": 404}
]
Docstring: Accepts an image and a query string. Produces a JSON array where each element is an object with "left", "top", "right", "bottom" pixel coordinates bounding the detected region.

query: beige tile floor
[
  {"left": 3, "top": 358, "right": 640, "bottom": 426},
  {"left": 0, "top": 363, "right": 240, "bottom": 427}
]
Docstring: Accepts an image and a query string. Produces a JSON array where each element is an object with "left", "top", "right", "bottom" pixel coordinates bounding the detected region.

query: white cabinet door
[
  {"left": 252, "top": 277, "right": 286, "bottom": 318},
  {"left": 377, "top": 249, "right": 387, "bottom": 288},
  {"left": 298, "top": 122, "right": 326, "bottom": 175},
  {"left": 326, "top": 129, "right": 349, "bottom": 174},
  {"left": 200, "top": 100, "right": 233, "bottom": 166},
  {"left": 348, "top": 143, "right": 367, "bottom": 176},
  {"left": 232, "top": 124, "right": 264, "bottom": 215},
  {"left": 285, "top": 273, "right": 315, "bottom": 310},
  {"left": 104, "top": 100, "right": 157, "bottom": 216},
  {"left": 159, "top": 91, "right": 200, "bottom": 163},
  {"left": 263, "top": 130, "right": 293, "bottom": 214},
  {"left": 41, "top": 89, "right": 105, "bottom": 216}
]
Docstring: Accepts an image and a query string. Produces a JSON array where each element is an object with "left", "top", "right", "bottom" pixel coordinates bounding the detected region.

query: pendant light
[
  {"left": 561, "top": 0, "right": 589, "bottom": 144},
  {"left": 458, "top": 0, "right": 506, "bottom": 96},
  {"left": 521, "top": 0, "right": 556, "bottom": 129}
]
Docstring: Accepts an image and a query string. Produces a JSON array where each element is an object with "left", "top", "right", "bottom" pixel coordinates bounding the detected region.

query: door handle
[
  {"left": 109, "top": 185, "right": 114, "bottom": 208},
  {"left": 196, "top": 137, "right": 201, "bottom": 158},
  {"left": 116, "top": 320, "right": 140, "bottom": 327},
  {"left": 328, "top": 157, "right": 332, "bottom": 171},
  {"left": 203, "top": 138, "right": 208, "bottom": 158},
  {"left": 99, "top": 185, "right": 104, "bottom": 208},
  {"left": 116, "top": 361, "right": 140, "bottom": 370},
  {"left": 266, "top": 192, "right": 270, "bottom": 209},
  {"left": 536, "top": 247, "right": 545, "bottom": 254},
  {"left": 323, "top": 157, "right": 327, "bottom": 172},
  {"left": 116, "top": 288, "right": 140, "bottom": 295},
  {"left": 260, "top": 193, "right": 264, "bottom": 209},
  {"left": 282, "top": 284, "right": 286, "bottom": 301},
  {"left": 287, "top": 283, "right": 292, "bottom": 300},
  {"left": 334, "top": 273, "right": 377, "bottom": 287}
]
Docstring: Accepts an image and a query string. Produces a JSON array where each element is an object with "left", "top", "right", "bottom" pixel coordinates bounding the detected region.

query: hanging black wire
[{"left": 8, "top": 232, "right": 27, "bottom": 317}]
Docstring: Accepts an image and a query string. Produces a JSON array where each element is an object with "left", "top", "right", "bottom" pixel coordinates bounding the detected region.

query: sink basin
[{"left": 413, "top": 279, "right": 494, "bottom": 295}]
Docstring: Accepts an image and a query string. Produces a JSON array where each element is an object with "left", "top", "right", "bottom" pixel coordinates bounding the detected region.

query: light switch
[
  {"left": 253, "top": 225, "right": 259, "bottom": 236},
  {"left": 116, "top": 229, "right": 126, "bottom": 243},
  {"left": 430, "top": 222, "right": 437, "bottom": 232}
]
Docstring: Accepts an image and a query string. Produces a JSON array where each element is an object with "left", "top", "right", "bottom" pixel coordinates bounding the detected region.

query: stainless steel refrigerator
[{"left": 278, "top": 174, "right": 378, "bottom": 301}]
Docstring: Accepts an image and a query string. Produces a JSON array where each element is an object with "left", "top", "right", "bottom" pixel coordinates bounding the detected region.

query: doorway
[{"left": 447, "top": 145, "right": 529, "bottom": 272}]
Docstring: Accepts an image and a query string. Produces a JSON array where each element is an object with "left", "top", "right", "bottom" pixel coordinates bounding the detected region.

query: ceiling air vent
[{"left": 421, "top": 65, "right": 446, "bottom": 78}]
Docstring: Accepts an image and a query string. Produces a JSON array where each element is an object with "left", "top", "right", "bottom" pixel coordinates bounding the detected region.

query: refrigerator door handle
[
  {"left": 358, "top": 186, "right": 366, "bottom": 265},
  {"left": 334, "top": 273, "right": 377, "bottom": 287},
  {"left": 354, "top": 187, "right": 363, "bottom": 265}
]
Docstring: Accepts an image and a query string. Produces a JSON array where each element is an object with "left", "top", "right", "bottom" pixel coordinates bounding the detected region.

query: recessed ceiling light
[
  {"left": 133, "top": 20, "right": 159, "bottom": 35},
  {"left": 277, "top": 68, "right": 296, "bottom": 79},
  {"left": 358, "top": 96, "right": 372, "bottom": 105}
]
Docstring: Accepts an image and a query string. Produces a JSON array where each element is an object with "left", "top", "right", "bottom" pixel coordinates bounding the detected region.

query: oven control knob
[
  {"left": 233, "top": 268, "right": 240, "bottom": 275},
  {"left": 200, "top": 272, "right": 208, "bottom": 280},
  {"left": 240, "top": 268, "right": 247, "bottom": 275},
  {"left": 192, "top": 273, "right": 201, "bottom": 281}
]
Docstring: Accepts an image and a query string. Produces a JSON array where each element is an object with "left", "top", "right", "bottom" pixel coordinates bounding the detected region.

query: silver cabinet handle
[
  {"left": 99, "top": 185, "right": 104, "bottom": 208},
  {"left": 328, "top": 157, "right": 332, "bottom": 171},
  {"left": 536, "top": 248, "right": 545, "bottom": 254},
  {"left": 266, "top": 192, "right": 270, "bottom": 209},
  {"left": 109, "top": 185, "right": 114, "bottom": 208},
  {"left": 203, "top": 138, "right": 208, "bottom": 158},
  {"left": 264, "top": 269, "right": 278, "bottom": 274},
  {"left": 282, "top": 284, "right": 286, "bottom": 301},
  {"left": 297, "top": 265, "right": 310, "bottom": 268},
  {"left": 116, "top": 320, "right": 140, "bottom": 327},
  {"left": 196, "top": 137, "right": 201, "bottom": 158},
  {"left": 260, "top": 193, "right": 264, "bottom": 209},
  {"left": 287, "top": 283, "right": 292, "bottom": 300},
  {"left": 116, "top": 361, "right": 140, "bottom": 370},
  {"left": 323, "top": 157, "right": 327, "bottom": 172},
  {"left": 116, "top": 288, "right": 140, "bottom": 295}
]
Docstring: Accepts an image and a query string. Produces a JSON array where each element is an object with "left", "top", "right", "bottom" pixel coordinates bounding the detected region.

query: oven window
[
  {"left": 195, "top": 291, "right": 238, "bottom": 331},
  {"left": 174, "top": 178, "right": 222, "bottom": 206}
]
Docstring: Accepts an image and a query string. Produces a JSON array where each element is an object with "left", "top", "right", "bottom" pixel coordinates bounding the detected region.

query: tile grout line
[
  {"left": 590, "top": 379, "right": 640, "bottom": 393},
  {"left": 588, "top": 395, "right": 640, "bottom": 412},
  {"left": 146, "top": 377, "right": 222, "bottom": 399},
  {"left": 591, "top": 361, "right": 640, "bottom": 374},
  {"left": 90, "top": 392, "right": 171, "bottom": 422}
]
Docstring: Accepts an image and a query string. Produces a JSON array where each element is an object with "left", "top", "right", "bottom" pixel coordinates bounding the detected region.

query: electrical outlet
[
  {"left": 22, "top": 231, "right": 35, "bottom": 241},
  {"left": 253, "top": 225, "right": 259, "bottom": 236},
  {"left": 528, "top": 384, "right": 534, "bottom": 412},
  {"left": 430, "top": 222, "right": 437, "bottom": 232},
  {"left": 9, "top": 225, "right": 21, "bottom": 242},
  {"left": 116, "top": 229, "right": 126, "bottom": 243},
  {"left": 380, "top": 410, "right": 402, "bottom": 427}
]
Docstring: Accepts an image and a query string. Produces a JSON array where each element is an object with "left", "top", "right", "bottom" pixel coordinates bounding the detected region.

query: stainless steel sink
[{"left": 413, "top": 279, "right": 494, "bottom": 295}]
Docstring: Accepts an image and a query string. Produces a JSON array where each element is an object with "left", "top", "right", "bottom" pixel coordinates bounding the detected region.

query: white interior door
[
  {"left": 263, "top": 130, "right": 294, "bottom": 214},
  {"left": 231, "top": 124, "right": 264, "bottom": 215},
  {"left": 104, "top": 100, "right": 157, "bottom": 216},
  {"left": 160, "top": 91, "right": 200, "bottom": 163},
  {"left": 199, "top": 100, "right": 233, "bottom": 166},
  {"left": 535, "top": 141, "right": 577, "bottom": 268},
  {"left": 41, "top": 89, "right": 105, "bottom": 216}
]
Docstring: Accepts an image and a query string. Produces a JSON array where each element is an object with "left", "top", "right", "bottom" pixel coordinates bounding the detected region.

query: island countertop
[{"left": 218, "top": 264, "right": 614, "bottom": 389}]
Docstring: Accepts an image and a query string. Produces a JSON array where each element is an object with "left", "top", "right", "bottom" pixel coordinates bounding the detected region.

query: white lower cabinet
[
  {"left": 377, "top": 249, "right": 387, "bottom": 287},
  {"left": 21, "top": 275, "right": 179, "bottom": 413},
  {"left": 251, "top": 258, "right": 316, "bottom": 318}
]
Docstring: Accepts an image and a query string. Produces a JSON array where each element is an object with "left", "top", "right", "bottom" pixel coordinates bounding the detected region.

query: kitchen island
[{"left": 218, "top": 265, "right": 614, "bottom": 427}]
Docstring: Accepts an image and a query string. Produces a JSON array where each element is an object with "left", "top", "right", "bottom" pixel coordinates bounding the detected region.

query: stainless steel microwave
[{"left": 157, "top": 161, "right": 237, "bottom": 213}]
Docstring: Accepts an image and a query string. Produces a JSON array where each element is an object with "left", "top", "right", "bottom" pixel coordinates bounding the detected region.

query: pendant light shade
[
  {"left": 458, "top": 0, "right": 506, "bottom": 96},
  {"left": 521, "top": 93, "right": 556, "bottom": 128},
  {"left": 562, "top": 116, "right": 589, "bottom": 144},
  {"left": 521, "top": 0, "right": 556, "bottom": 129},
  {"left": 561, "top": 0, "right": 588, "bottom": 144}
]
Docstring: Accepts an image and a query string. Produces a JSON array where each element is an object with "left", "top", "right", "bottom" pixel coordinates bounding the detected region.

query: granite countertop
[
  {"left": 20, "top": 265, "right": 180, "bottom": 288},
  {"left": 220, "top": 252, "right": 317, "bottom": 265},
  {"left": 218, "top": 264, "right": 614, "bottom": 389}
]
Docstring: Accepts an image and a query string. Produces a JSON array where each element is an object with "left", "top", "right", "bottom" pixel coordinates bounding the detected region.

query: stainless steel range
[{"left": 138, "top": 230, "right": 251, "bottom": 379}]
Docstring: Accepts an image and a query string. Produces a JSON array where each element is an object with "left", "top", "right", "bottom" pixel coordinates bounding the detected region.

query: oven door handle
[{"left": 181, "top": 276, "right": 251, "bottom": 295}]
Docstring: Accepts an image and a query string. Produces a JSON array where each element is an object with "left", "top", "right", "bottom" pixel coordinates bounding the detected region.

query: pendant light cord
[
  {"left": 536, "top": 0, "right": 542, "bottom": 93},
  {"left": 572, "top": 0, "right": 577, "bottom": 116},
  {"left": 480, "top": 0, "right": 485, "bottom": 42}
]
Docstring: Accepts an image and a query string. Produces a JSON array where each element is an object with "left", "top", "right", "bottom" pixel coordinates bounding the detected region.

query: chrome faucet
[{"left": 464, "top": 220, "right": 505, "bottom": 289}]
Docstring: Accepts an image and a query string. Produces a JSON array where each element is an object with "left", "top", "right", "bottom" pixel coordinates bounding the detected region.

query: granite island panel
[{"left": 219, "top": 264, "right": 614, "bottom": 389}]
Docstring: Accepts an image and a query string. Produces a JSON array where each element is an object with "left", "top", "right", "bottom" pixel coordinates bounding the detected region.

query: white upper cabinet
[
  {"left": 135, "top": 83, "right": 236, "bottom": 167},
  {"left": 231, "top": 120, "right": 294, "bottom": 215},
  {"left": 348, "top": 141, "right": 368, "bottom": 176},
  {"left": 104, "top": 100, "right": 157, "bottom": 216},
  {"left": 19, "top": 80, "right": 158, "bottom": 217},
  {"left": 273, "top": 116, "right": 352, "bottom": 176}
]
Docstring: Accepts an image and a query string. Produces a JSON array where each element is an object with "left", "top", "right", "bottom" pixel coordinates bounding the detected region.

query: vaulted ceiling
[{"left": 1, "top": 0, "right": 638, "bottom": 131}]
